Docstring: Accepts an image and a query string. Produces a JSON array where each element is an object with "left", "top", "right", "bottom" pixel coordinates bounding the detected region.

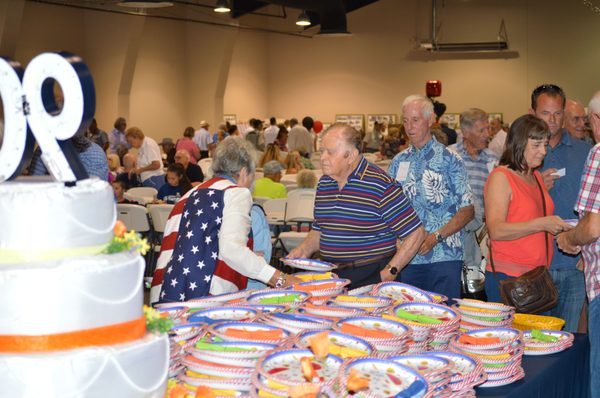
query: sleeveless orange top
[{"left": 484, "top": 167, "right": 554, "bottom": 277}]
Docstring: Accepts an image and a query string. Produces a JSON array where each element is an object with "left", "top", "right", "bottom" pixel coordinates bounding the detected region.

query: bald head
[
  {"left": 564, "top": 99, "right": 587, "bottom": 139},
  {"left": 174, "top": 149, "right": 191, "bottom": 167}
]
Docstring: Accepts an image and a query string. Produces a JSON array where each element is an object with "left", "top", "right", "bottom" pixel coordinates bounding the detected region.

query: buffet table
[{"left": 476, "top": 333, "right": 590, "bottom": 398}]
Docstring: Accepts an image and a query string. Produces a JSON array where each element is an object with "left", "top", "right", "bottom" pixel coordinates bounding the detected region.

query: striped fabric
[
  {"left": 575, "top": 145, "right": 600, "bottom": 301},
  {"left": 313, "top": 157, "right": 422, "bottom": 262},
  {"left": 448, "top": 142, "right": 497, "bottom": 213}
]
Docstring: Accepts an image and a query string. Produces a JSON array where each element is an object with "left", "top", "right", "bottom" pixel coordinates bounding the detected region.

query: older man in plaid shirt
[{"left": 557, "top": 90, "right": 600, "bottom": 398}]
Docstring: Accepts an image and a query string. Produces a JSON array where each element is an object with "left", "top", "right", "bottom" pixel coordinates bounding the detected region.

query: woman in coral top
[{"left": 484, "top": 114, "right": 572, "bottom": 302}]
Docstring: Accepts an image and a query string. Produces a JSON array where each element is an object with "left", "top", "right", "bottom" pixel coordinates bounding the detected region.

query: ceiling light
[
  {"left": 296, "top": 10, "right": 311, "bottom": 26},
  {"left": 118, "top": 0, "right": 173, "bottom": 8},
  {"left": 214, "top": 0, "right": 231, "bottom": 13}
]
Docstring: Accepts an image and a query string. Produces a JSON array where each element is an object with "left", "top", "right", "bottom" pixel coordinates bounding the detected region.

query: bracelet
[{"left": 274, "top": 272, "right": 287, "bottom": 288}]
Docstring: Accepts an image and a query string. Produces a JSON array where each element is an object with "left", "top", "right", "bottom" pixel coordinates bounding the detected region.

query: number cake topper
[{"left": 0, "top": 51, "right": 95, "bottom": 182}]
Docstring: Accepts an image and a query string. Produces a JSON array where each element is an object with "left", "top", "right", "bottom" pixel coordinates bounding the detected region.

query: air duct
[{"left": 421, "top": 0, "right": 509, "bottom": 52}]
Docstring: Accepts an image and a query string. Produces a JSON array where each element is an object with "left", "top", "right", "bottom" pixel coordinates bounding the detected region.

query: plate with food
[{"left": 282, "top": 258, "right": 338, "bottom": 271}]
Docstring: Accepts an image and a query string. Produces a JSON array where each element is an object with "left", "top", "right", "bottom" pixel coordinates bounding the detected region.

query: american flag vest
[{"left": 151, "top": 177, "right": 251, "bottom": 304}]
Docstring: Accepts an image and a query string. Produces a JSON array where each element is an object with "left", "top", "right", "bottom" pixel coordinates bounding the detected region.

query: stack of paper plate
[
  {"left": 327, "top": 294, "right": 394, "bottom": 314},
  {"left": 332, "top": 316, "right": 411, "bottom": 355},
  {"left": 347, "top": 284, "right": 377, "bottom": 296},
  {"left": 261, "top": 312, "right": 333, "bottom": 334},
  {"left": 389, "top": 354, "right": 454, "bottom": 396},
  {"left": 422, "top": 351, "right": 487, "bottom": 395},
  {"left": 168, "top": 322, "right": 206, "bottom": 377},
  {"left": 391, "top": 302, "right": 460, "bottom": 352},
  {"left": 372, "top": 282, "right": 435, "bottom": 303},
  {"left": 523, "top": 329, "right": 574, "bottom": 355},
  {"left": 453, "top": 298, "right": 515, "bottom": 331},
  {"left": 297, "top": 302, "right": 365, "bottom": 319},
  {"left": 181, "top": 339, "right": 278, "bottom": 394},
  {"left": 290, "top": 278, "right": 351, "bottom": 305},
  {"left": 449, "top": 327, "right": 525, "bottom": 388},
  {"left": 155, "top": 305, "right": 188, "bottom": 323},
  {"left": 293, "top": 271, "right": 339, "bottom": 281},
  {"left": 187, "top": 306, "right": 260, "bottom": 325},
  {"left": 244, "top": 289, "right": 311, "bottom": 309},
  {"left": 338, "top": 357, "right": 430, "bottom": 398},
  {"left": 294, "top": 330, "right": 375, "bottom": 359},
  {"left": 254, "top": 348, "right": 343, "bottom": 394}
]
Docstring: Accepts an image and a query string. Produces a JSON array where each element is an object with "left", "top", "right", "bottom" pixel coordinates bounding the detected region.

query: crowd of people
[{"left": 15, "top": 85, "right": 600, "bottom": 395}]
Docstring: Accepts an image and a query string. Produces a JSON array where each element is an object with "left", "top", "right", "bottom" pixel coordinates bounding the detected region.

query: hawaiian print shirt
[{"left": 388, "top": 137, "right": 473, "bottom": 264}]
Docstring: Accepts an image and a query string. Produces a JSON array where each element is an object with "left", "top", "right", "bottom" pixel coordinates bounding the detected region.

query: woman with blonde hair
[
  {"left": 259, "top": 143, "right": 284, "bottom": 168},
  {"left": 284, "top": 150, "right": 304, "bottom": 174},
  {"left": 296, "top": 169, "right": 317, "bottom": 189}
]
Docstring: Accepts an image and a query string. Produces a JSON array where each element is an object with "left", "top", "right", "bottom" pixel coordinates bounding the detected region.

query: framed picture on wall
[
  {"left": 335, "top": 114, "right": 364, "bottom": 132},
  {"left": 366, "top": 114, "right": 397, "bottom": 133},
  {"left": 224, "top": 114, "right": 237, "bottom": 125},
  {"left": 488, "top": 113, "right": 503, "bottom": 122},
  {"left": 442, "top": 113, "right": 460, "bottom": 130}
]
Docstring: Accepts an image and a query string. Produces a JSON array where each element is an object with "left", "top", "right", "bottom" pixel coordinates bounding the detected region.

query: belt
[{"left": 334, "top": 254, "right": 393, "bottom": 270}]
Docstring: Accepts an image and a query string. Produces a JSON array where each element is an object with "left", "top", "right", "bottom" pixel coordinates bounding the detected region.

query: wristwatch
[
  {"left": 434, "top": 231, "right": 444, "bottom": 243},
  {"left": 387, "top": 264, "right": 398, "bottom": 275},
  {"left": 274, "top": 273, "right": 287, "bottom": 288}
]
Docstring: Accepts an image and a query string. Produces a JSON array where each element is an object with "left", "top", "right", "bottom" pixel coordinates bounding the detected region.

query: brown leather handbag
[{"left": 490, "top": 175, "right": 558, "bottom": 314}]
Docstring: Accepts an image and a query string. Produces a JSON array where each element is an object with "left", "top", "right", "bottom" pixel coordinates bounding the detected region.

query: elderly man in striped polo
[
  {"left": 287, "top": 123, "right": 426, "bottom": 289},
  {"left": 448, "top": 108, "right": 498, "bottom": 291}
]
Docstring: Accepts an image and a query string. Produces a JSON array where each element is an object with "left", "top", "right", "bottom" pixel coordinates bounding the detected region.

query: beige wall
[
  {"left": 264, "top": 0, "right": 600, "bottom": 125},
  {"left": 2, "top": 0, "right": 600, "bottom": 142}
]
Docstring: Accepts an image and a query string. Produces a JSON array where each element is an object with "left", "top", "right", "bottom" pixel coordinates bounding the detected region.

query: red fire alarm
[{"left": 426, "top": 80, "right": 442, "bottom": 98}]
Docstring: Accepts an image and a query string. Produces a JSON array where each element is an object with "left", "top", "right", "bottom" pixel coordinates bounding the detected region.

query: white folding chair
[
  {"left": 277, "top": 189, "right": 316, "bottom": 255},
  {"left": 116, "top": 204, "right": 151, "bottom": 233},
  {"left": 148, "top": 204, "right": 174, "bottom": 235},
  {"left": 123, "top": 187, "right": 158, "bottom": 205},
  {"left": 253, "top": 196, "right": 271, "bottom": 207},
  {"left": 116, "top": 204, "right": 153, "bottom": 278},
  {"left": 284, "top": 183, "right": 298, "bottom": 192},
  {"left": 147, "top": 204, "right": 174, "bottom": 279},
  {"left": 262, "top": 198, "right": 287, "bottom": 229},
  {"left": 198, "top": 158, "right": 213, "bottom": 180}
]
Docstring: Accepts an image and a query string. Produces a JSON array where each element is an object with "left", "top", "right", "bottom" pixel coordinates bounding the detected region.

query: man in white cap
[{"left": 194, "top": 120, "right": 213, "bottom": 159}]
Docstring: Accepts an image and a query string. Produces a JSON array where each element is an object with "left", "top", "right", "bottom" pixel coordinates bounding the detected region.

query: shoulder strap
[{"left": 533, "top": 173, "right": 550, "bottom": 267}]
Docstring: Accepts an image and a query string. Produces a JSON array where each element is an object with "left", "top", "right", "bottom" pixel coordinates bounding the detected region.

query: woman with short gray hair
[
  {"left": 211, "top": 137, "right": 256, "bottom": 178},
  {"left": 151, "top": 136, "right": 300, "bottom": 304}
]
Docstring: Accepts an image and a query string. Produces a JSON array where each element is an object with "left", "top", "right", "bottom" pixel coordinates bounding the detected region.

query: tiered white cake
[{"left": 0, "top": 178, "right": 169, "bottom": 397}]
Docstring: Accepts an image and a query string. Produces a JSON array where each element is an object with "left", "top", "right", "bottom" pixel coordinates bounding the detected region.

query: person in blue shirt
[
  {"left": 388, "top": 94, "right": 474, "bottom": 302},
  {"left": 532, "top": 84, "right": 592, "bottom": 332},
  {"left": 157, "top": 163, "right": 192, "bottom": 204}
]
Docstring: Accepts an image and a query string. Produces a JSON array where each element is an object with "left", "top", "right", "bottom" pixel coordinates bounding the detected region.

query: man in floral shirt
[{"left": 388, "top": 94, "right": 474, "bottom": 301}]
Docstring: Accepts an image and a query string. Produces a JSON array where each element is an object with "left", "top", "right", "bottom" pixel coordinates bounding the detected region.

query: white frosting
[
  {"left": 0, "top": 177, "right": 169, "bottom": 397},
  {"left": 0, "top": 178, "right": 115, "bottom": 251},
  {"left": 0, "top": 333, "right": 169, "bottom": 397},
  {"left": 0, "top": 252, "right": 143, "bottom": 335}
]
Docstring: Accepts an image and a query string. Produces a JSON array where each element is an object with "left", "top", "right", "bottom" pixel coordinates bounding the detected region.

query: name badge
[{"left": 395, "top": 162, "right": 411, "bottom": 182}]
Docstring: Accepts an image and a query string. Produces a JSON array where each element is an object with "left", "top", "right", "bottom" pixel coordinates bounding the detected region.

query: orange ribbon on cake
[{"left": 0, "top": 317, "right": 146, "bottom": 353}]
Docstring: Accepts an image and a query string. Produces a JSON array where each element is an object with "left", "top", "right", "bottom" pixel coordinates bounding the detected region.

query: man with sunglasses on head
[{"left": 531, "top": 84, "right": 592, "bottom": 332}]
